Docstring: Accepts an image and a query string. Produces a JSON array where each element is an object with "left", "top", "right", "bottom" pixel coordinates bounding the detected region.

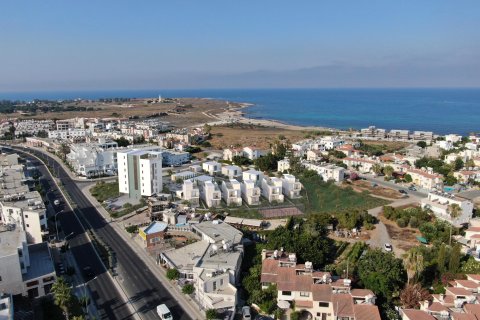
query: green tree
[
  {"left": 203, "top": 124, "right": 212, "bottom": 134},
  {"left": 114, "top": 137, "right": 130, "bottom": 147},
  {"left": 454, "top": 157, "right": 465, "bottom": 171},
  {"left": 254, "top": 153, "right": 278, "bottom": 172},
  {"left": 51, "top": 277, "right": 73, "bottom": 320},
  {"left": 383, "top": 165, "right": 394, "bottom": 178},
  {"left": 372, "top": 164, "right": 383, "bottom": 175},
  {"left": 417, "top": 141, "right": 427, "bottom": 148},
  {"left": 404, "top": 248, "right": 424, "bottom": 283},
  {"left": 447, "top": 203, "right": 461, "bottom": 221},
  {"left": 404, "top": 174, "right": 413, "bottom": 183},
  {"left": 357, "top": 249, "right": 407, "bottom": 301},
  {"left": 58, "top": 143, "right": 70, "bottom": 161},
  {"left": 166, "top": 268, "right": 180, "bottom": 280},
  {"left": 232, "top": 155, "right": 252, "bottom": 166},
  {"left": 437, "top": 243, "right": 447, "bottom": 273},
  {"left": 205, "top": 309, "right": 218, "bottom": 320},
  {"left": 182, "top": 284, "right": 194, "bottom": 294},
  {"left": 448, "top": 244, "right": 461, "bottom": 273}
]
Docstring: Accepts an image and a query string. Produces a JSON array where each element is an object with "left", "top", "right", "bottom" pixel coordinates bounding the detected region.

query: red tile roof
[
  {"left": 402, "top": 309, "right": 437, "bottom": 320},
  {"left": 354, "top": 304, "right": 381, "bottom": 320},
  {"left": 332, "top": 294, "right": 354, "bottom": 318}
]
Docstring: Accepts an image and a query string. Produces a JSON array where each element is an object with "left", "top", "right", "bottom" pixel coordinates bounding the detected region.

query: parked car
[
  {"left": 408, "top": 186, "right": 417, "bottom": 191},
  {"left": 384, "top": 243, "right": 393, "bottom": 252},
  {"left": 242, "top": 306, "right": 252, "bottom": 320},
  {"left": 156, "top": 304, "right": 173, "bottom": 320},
  {"left": 54, "top": 199, "right": 61, "bottom": 206},
  {"left": 399, "top": 189, "right": 408, "bottom": 194}
]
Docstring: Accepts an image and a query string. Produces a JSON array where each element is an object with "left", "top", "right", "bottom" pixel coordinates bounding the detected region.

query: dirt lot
[
  {"left": 349, "top": 180, "right": 404, "bottom": 199},
  {"left": 380, "top": 215, "right": 421, "bottom": 253},
  {"left": 7, "top": 98, "right": 234, "bottom": 128},
  {"left": 209, "top": 124, "right": 307, "bottom": 149}
]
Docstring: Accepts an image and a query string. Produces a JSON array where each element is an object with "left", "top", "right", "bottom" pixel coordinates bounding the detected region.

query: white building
[
  {"left": 198, "top": 180, "right": 222, "bottom": 208},
  {"left": 221, "top": 180, "right": 242, "bottom": 206},
  {"left": 277, "top": 158, "right": 291, "bottom": 172},
  {"left": 161, "top": 150, "right": 190, "bottom": 166},
  {"left": 302, "top": 161, "right": 345, "bottom": 182},
  {"left": 67, "top": 139, "right": 118, "bottom": 177},
  {"left": 117, "top": 149, "right": 163, "bottom": 199},
  {"left": 421, "top": 191, "right": 474, "bottom": 226},
  {"left": 0, "top": 293, "right": 13, "bottom": 320},
  {"left": 413, "top": 131, "right": 434, "bottom": 141},
  {"left": 261, "top": 177, "right": 284, "bottom": 203},
  {"left": 342, "top": 157, "right": 377, "bottom": 174},
  {"left": 48, "top": 128, "right": 87, "bottom": 140},
  {"left": 316, "top": 136, "right": 345, "bottom": 150},
  {"left": 241, "top": 180, "right": 261, "bottom": 206},
  {"left": 0, "top": 227, "right": 56, "bottom": 298},
  {"left": 0, "top": 165, "right": 47, "bottom": 244},
  {"left": 281, "top": 174, "right": 301, "bottom": 199},
  {"left": 242, "top": 169, "right": 263, "bottom": 184},
  {"left": 202, "top": 161, "right": 222, "bottom": 176},
  {"left": 221, "top": 165, "right": 242, "bottom": 179},
  {"left": 223, "top": 148, "right": 244, "bottom": 162},
  {"left": 179, "top": 179, "right": 201, "bottom": 207},
  {"left": 445, "top": 134, "right": 462, "bottom": 143},
  {"left": 243, "top": 147, "right": 265, "bottom": 160},
  {"left": 406, "top": 167, "right": 444, "bottom": 191},
  {"left": 436, "top": 140, "right": 454, "bottom": 151}
]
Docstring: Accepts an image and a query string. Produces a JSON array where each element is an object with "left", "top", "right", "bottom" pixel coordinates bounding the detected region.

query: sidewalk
[{"left": 80, "top": 184, "right": 205, "bottom": 320}]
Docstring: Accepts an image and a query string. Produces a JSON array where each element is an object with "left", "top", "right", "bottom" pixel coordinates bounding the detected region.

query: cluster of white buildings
[
  {"left": 223, "top": 146, "right": 267, "bottom": 161},
  {"left": 360, "top": 126, "right": 434, "bottom": 141},
  {"left": 0, "top": 154, "right": 56, "bottom": 299},
  {"left": 176, "top": 162, "right": 301, "bottom": 208}
]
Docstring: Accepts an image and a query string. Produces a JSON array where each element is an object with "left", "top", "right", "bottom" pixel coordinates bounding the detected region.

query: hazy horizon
[{"left": 1, "top": 1, "right": 479, "bottom": 91}]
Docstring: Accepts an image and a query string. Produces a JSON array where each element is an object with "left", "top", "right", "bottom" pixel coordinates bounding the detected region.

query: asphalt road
[
  {"left": 4, "top": 146, "right": 191, "bottom": 320},
  {"left": 358, "top": 173, "right": 428, "bottom": 198}
]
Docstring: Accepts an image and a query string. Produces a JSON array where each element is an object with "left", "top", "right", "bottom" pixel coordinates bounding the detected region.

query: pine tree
[
  {"left": 437, "top": 244, "right": 446, "bottom": 273},
  {"left": 448, "top": 244, "right": 461, "bottom": 273}
]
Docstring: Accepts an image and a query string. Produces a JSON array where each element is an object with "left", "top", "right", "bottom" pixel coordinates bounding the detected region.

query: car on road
[
  {"left": 156, "top": 304, "right": 173, "bottom": 320},
  {"left": 408, "top": 186, "right": 417, "bottom": 191},
  {"left": 54, "top": 199, "right": 61, "bottom": 206},
  {"left": 242, "top": 306, "right": 252, "bottom": 320},
  {"left": 82, "top": 266, "right": 95, "bottom": 280},
  {"left": 384, "top": 243, "right": 393, "bottom": 252},
  {"left": 399, "top": 189, "right": 408, "bottom": 195}
]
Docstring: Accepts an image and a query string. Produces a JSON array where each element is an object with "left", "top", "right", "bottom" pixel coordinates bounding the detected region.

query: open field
[
  {"left": 349, "top": 180, "right": 404, "bottom": 199},
  {"left": 380, "top": 215, "right": 421, "bottom": 253}
]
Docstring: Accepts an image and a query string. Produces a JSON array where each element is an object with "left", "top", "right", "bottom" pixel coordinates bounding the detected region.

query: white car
[
  {"left": 54, "top": 199, "right": 61, "bottom": 206},
  {"left": 384, "top": 243, "right": 393, "bottom": 252}
]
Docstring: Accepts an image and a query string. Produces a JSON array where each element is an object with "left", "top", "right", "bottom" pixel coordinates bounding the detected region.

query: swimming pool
[{"left": 444, "top": 186, "right": 456, "bottom": 192}]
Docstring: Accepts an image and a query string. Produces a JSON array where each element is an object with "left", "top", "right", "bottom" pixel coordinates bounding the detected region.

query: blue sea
[{"left": 1, "top": 88, "right": 479, "bottom": 135}]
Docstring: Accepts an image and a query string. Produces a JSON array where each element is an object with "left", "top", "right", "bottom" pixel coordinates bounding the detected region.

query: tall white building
[
  {"left": 261, "top": 177, "right": 284, "bottom": 203},
  {"left": 281, "top": 174, "right": 302, "bottom": 199},
  {"left": 221, "top": 180, "right": 242, "bottom": 206},
  {"left": 241, "top": 180, "right": 261, "bottom": 206},
  {"left": 117, "top": 149, "right": 163, "bottom": 199}
]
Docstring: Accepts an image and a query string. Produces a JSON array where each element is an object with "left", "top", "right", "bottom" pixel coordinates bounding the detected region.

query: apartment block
[
  {"left": 202, "top": 161, "right": 222, "bottom": 176},
  {"left": 261, "top": 177, "right": 284, "bottom": 203},
  {"left": 421, "top": 191, "right": 474, "bottom": 226},
  {"left": 241, "top": 180, "right": 261, "bottom": 206},
  {"left": 221, "top": 165, "right": 242, "bottom": 179},
  {"left": 117, "top": 149, "right": 163, "bottom": 199},
  {"left": 221, "top": 180, "right": 242, "bottom": 206},
  {"left": 199, "top": 180, "right": 222, "bottom": 208},
  {"left": 281, "top": 174, "right": 301, "bottom": 199}
]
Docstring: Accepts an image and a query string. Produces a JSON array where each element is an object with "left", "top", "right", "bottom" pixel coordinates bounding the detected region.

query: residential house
[
  {"left": 302, "top": 162, "right": 345, "bottom": 182},
  {"left": 407, "top": 167, "right": 444, "bottom": 191},
  {"left": 342, "top": 157, "right": 377, "bottom": 173},
  {"left": 221, "top": 165, "right": 242, "bottom": 179},
  {"left": 138, "top": 221, "right": 168, "bottom": 248},
  {"left": 277, "top": 158, "right": 291, "bottom": 172},
  {"left": 241, "top": 180, "right": 261, "bottom": 206},
  {"left": 243, "top": 147, "right": 265, "bottom": 160},
  {"left": 421, "top": 191, "right": 474, "bottom": 226},
  {"left": 199, "top": 180, "right": 222, "bottom": 208},
  {"left": 202, "top": 161, "right": 222, "bottom": 176},
  {"left": 223, "top": 148, "right": 244, "bottom": 162},
  {"left": 281, "top": 174, "right": 301, "bottom": 199},
  {"left": 179, "top": 179, "right": 201, "bottom": 207},
  {"left": 221, "top": 180, "right": 242, "bottom": 207},
  {"left": 242, "top": 169, "right": 264, "bottom": 184},
  {"left": 261, "top": 177, "right": 284, "bottom": 203}
]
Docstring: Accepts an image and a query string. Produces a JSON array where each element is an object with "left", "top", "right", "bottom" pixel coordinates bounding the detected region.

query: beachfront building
[
  {"left": 302, "top": 161, "right": 345, "bottom": 182},
  {"left": 117, "top": 149, "right": 163, "bottom": 199},
  {"left": 261, "top": 177, "right": 284, "bottom": 203},
  {"left": 445, "top": 134, "right": 462, "bottom": 143},
  {"left": 260, "top": 250, "right": 381, "bottom": 320},
  {"left": 0, "top": 165, "right": 47, "bottom": 244},
  {"left": 413, "top": 131, "right": 434, "bottom": 141},
  {"left": 198, "top": 179, "right": 222, "bottom": 208},
  {"left": 202, "top": 161, "right": 222, "bottom": 176},
  {"left": 281, "top": 174, "right": 302, "bottom": 199},
  {"left": 421, "top": 191, "right": 474, "bottom": 226},
  {"left": 241, "top": 180, "right": 261, "bottom": 206},
  {"left": 361, "top": 126, "right": 387, "bottom": 138},
  {"left": 221, "top": 180, "right": 242, "bottom": 206},
  {"left": 388, "top": 129, "right": 410, "bottom": 140},
  {"left": 0, "top": 226, "right": 56, "bottom": 298},
  {"left": 406, "top": 167, "right": 444, "bottom": 191},
  {"left": 277, "top": 158, "right": 291, "bottom": 172},
  {"left": 221, "top": 165, "right": 242, "bottom": 179},
  {"left": 160, "top": 220, "right": 243, "bottom": 316},
  {"left": 223, "top": 148, "right": 244, "bottom": 162}
]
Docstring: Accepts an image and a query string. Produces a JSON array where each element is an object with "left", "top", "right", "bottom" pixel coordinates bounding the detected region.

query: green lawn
[
  {"left": 224, "top": 207, "right": 262, "bottom": 219},
  {"left": 301, "top": 176, "right": 389, "bottom": 214},
  {"left": 90, "top": 181, "right": 119, "bottom": 203}
]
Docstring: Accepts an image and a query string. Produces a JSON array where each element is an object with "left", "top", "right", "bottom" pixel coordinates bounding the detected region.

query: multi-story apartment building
[
  {"left": 0, "top": 227, "right": 56, "bottom": 298},
  {"left": 413, "top": 131, "right": 434, "bottom": 141},
  {"left": 302, "top": 162, "right": 345, "bottom": 182},
  {"left": 406, "top": 167, "right": 444, "bottom": 191},
  {"left": 117, "top": 149, "right": 163, "bottom": 199},
  {"left": 221, "top": 180, "right": 242, "bottom": 206},
  {"left": 261, "top": 177, "right": 284, "bottom": 203},
  {"left": 361, "top": 126, "right": 386, "bottom": 138},
  {"left": 421, "top": 191, "right": 474, "bottom": 226},
  {"left": 241, "top": 180, "right": 261, "bottom": 206},
  {"left": 388, "top": 129, "right": 410, "bottom": 140},
  {"left": 67, "top": 139, "right": 119, "bottom": 177},
  {"left": 179, "top": 179, "right": 200, "bottom": 206},
  {"left": 161, "top": 150, "right": 190, "bottom": 166},
  {"left": 281, "top": 174, "right": 301, "bottom": 199},
  {"left": 199, "top": 180, "right": 222, "bottom": 208},
  {"left": 202, "top": 161, "right": 222, "bottom": 176},
  {"left": 0, "top": 165, "right": 47, "bottom": 244},
  {"left": 260, "top": 250, "right": 381, "bottom": 320}
]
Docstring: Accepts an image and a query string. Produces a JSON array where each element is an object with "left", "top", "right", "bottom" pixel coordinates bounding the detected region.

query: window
[
  {"left": 26, "top": 224, "right": 29, "bottom": 228},
  {"left": 318, "top": 302, "right": 329, "bottom": 308},
  {"left": 25, "top": 215, "right": 28, "bottom": 219},
  {"left": 213, "top": 281, "right": 217, "bottom": 290},
  {"left": 0, "top": 276, "right": 2, "bottom": 282},
  {"left": 300, "top": 291, "right": 309, "bottom": 297},
  {"left": 26, "top": 280, "right": 39, "bottom": 287},
  {"left": 282, "top": 291, "right": 292, "bottom": 296},
  {"left": 220, "top": 279, "right": 224, "bottom": 286},
  {"left": 39, "top": 215, "right": 44, "bottom": 220}
]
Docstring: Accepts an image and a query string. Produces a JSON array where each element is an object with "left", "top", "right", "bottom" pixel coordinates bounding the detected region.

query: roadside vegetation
[{"left": 90, "top": 181, "right": 120, "bottom": 203}]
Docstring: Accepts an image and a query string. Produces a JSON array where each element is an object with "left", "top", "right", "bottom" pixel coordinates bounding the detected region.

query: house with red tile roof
[{"left": 260, "top": 249, "right": 381, "bottom": 320}]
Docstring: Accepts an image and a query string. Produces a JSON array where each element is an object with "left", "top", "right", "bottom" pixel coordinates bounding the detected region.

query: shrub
[
  {"left": 206, "top": 309, "right": 218, "bottom": 320},
  {"left": 125, "top": 225, "right": 138, "bottom": 234},
  {"left": 397, "top": 218, "right": 407, "bottom": 228},
  {"left": 409, "top": 216, "right": 419, "bottom": 228},
  {"left": 166, "top": 268, "right": 179, "bottom": 280},
  {"left": 182, "top": 284, "right": 194, "bottom": 295}
]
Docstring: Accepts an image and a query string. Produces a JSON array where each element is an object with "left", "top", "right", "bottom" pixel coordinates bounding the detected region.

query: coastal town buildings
[
  {"left": 202, "top": 161, "right": 222, "bottom": 176},
  {"left": 66, "top": 139, "right": 118, "bottom": 177},
  {"left": 302, "top": 161, "right": 345, "bottom": 182},
  {"left": 198, "top": 178, "right": 222, "bottom": 208},
  {"left": 421, "top": 191, "right": 474, "bottom": 226}
]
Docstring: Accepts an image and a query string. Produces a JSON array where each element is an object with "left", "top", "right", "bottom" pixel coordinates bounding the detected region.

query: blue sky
[{"left": 1, "top": 0, "right": 479, "bottom": 91}]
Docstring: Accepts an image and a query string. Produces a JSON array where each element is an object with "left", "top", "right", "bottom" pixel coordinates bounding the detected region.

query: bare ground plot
[
  {"left": 380, "top": 215, "right": 421, "bottom": 253},
  {"left": 349, "top": 180, "right": 404, "bottom": 199},
  {"left": 260, "top": 206, "right": 304, "bottom": 219},
  {"left": 209, "top": 124, "right": 307, "bottom": 150}
]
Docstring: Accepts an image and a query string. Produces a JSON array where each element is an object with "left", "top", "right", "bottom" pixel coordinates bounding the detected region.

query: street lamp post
[
  {"left": 83, "top": 277, "right": 97, "bottom": 318},
  {"left": 54, "top": 210, "right": 64, "bottom": 241}
]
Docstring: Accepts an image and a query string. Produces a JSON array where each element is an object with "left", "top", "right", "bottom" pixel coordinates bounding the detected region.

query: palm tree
[
  {"left": 404, "top": 248, "right": 424, "bottom": 284},
  {"left": 372, "top": 164, "right": 383, "bottom": 176},
  {"left": 448, "top": 203, "right": 461, "bottom": 221},
  {"left": 51, "top": 277, "right": 73, "bottom": 320}
]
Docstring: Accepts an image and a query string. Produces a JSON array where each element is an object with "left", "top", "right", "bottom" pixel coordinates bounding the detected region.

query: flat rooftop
[
  {"left": 162, "top": 240, "right": 210, "bottom": 271},
  {"left": 142, "top": 221, "right": 168, "bottom": 234},
  {"left": 192, "top": 220, "right": 243, "bottom": 245},
  {"left": 197, "top": 244, "right": 242, "bottom": 274},
  {"left": 23, "top": 242, "right": 55, "bottom": 281},
  {"left": 0, "top": 228, "right": 25, "bottom": 256}
]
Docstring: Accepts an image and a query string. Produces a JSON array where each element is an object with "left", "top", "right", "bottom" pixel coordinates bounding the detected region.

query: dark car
[
  {"left": 82, "top": 266, "right": 95, "bottom": 280},
  {"left": 399, "top": 189, "right": 408, "bottom": 194}
]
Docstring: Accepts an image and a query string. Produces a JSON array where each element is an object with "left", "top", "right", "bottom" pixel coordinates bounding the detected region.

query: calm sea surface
[{"left": 1, "top": 88, "right": 479, "bottom": 135}]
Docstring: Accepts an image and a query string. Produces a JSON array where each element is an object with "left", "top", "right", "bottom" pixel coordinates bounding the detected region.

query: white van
[{"left": 156, "top": 304, "right": 173, "bottom": 320}]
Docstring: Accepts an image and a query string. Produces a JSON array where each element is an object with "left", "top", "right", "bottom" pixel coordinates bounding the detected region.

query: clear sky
[{"left": 1, "top": 0, "right": 479, "bottom": 91}]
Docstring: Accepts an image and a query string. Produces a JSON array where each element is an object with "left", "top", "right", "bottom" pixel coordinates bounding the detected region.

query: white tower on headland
[{"left": 158, "top": 94, "right": 162, "bottom": 103}]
